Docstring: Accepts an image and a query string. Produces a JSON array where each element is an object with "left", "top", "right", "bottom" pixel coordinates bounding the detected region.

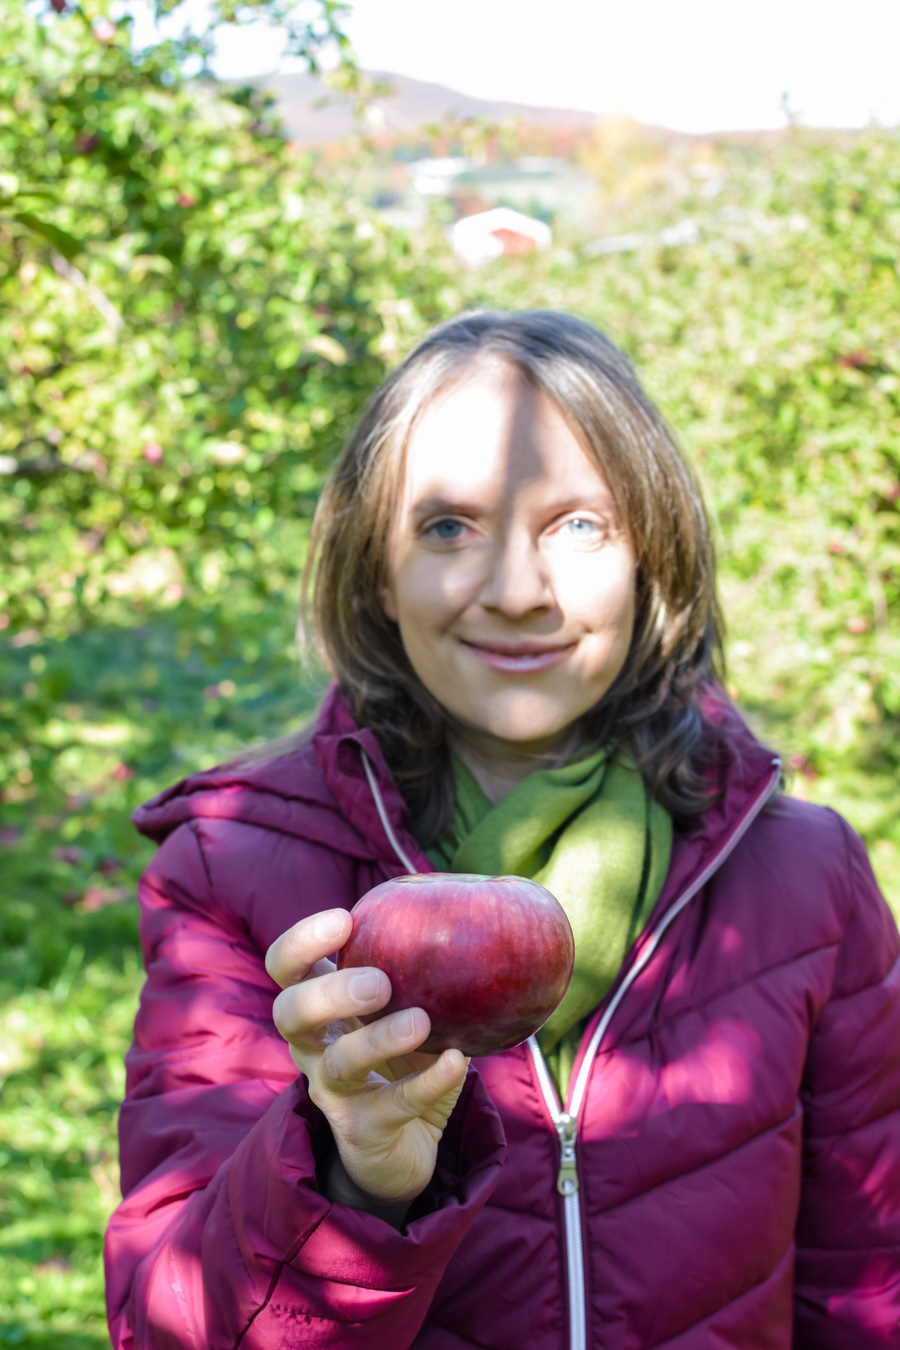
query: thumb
[{"left": 389, "top": 1050, "right": 469, "bottom": 1129}]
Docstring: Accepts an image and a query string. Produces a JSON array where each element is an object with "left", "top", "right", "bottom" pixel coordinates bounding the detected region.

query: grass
[{"left": 0, "top": 586, "right": 326, "bottom": 1345}]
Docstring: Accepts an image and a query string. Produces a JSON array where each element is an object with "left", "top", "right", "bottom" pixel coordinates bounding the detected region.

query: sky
[{"left": 128, "top": 0, "right": 900, "bottom": 134}]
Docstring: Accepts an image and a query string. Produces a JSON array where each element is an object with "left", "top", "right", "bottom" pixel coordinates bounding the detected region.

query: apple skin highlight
[{"left": 337, "top": 873, "right": 575, "bottom": 1057}]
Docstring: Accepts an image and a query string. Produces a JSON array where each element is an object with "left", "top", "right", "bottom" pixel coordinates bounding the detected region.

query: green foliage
[
  {"left": 0, "top": 592, "right": 328, "bottom": 1346},
  {"left": 0, "top": 950, "right": 137, "bottom": 1347},
  {"left": 0, "top": 0, "right": 456, "bottom": 639}
]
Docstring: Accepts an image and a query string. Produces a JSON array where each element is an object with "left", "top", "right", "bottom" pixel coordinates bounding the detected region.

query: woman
[{"left": 105, "top": 311, "right": 900, "bottom": 1348}]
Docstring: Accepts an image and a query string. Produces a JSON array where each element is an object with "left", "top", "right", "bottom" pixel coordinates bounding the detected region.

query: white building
[{"left": 451, "top": 207, "right": 552, "bottom": 266}]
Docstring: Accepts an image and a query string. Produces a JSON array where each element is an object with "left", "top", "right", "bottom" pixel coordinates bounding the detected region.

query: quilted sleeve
[
  {"left": 793, "top": 818, "right": 900, "bottom": 1348},
  {"left": 104, "top": 821, "right": 506, "bottom": 1350}
]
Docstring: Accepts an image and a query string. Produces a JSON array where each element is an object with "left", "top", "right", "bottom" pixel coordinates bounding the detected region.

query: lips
[{"left": 460, "top": 639, "right": 575, "bottom": 673}]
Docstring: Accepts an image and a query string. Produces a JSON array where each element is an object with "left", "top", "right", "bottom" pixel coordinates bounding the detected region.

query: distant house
[
  {"left": 451, "top": 207, "right": 552, "bottom": 266},
  {"left": 409, "top": 156, "right": 472, "bottom": 195}
]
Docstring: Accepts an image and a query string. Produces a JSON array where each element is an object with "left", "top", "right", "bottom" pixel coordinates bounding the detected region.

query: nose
[{"left": 479, "top": 529, "right": 554, "bottom": 619}]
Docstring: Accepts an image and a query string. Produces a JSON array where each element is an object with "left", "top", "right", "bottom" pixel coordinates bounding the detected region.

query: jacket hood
[
  {"left": 652, "top": 687, "right": 782, "bottom": 908},
  {"left": 132, "top": 682, "right": 780, "bottom": 877},
  {"left": 131, "top": 684, "right": 430, "bottom": 871}
]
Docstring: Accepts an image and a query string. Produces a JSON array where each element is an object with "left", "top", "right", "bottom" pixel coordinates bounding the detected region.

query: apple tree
[{"left": 0, "top": 0, "right": 456, "bottom": 636}]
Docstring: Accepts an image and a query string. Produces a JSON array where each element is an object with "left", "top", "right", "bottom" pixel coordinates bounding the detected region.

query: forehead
[{"left": 401, "top": 360, "right": 613, "bottom": 503}]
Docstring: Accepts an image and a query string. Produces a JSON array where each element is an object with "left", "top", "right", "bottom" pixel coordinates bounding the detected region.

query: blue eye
[
  {"left": 562, "top": 518, "right": 599, "bottom": 537},
  {"left": 430, "top": 519, "right": 464, "bottom": 540},
  {"left": 549, "top": 517, "right": 606, "bottom": 550}
]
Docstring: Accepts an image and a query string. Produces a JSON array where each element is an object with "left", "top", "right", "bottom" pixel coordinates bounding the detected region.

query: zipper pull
[{"left": 556, "top": 1111, "right": 579, "bottom": 1195}]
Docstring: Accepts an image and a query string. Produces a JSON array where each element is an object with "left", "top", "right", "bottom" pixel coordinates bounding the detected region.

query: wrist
[{"left": 325, "top": 1153, "right": 412, "bottom": 1230}]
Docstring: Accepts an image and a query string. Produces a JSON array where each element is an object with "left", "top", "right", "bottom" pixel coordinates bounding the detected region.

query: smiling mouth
[{"left": 460, "top": 640, "right": 575, "bottom": 672}]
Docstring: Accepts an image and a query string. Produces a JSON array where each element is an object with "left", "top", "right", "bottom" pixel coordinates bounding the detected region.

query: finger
[
  {"left": 272, "top": 965, "right": 391, "bottom": 1047},
  {"left": 322, "top": 1006, "right": 432, "bottom": 1089},
  {"left": 265, "top": 908, "right": 351, "bottom": 988},
  {"left": 389, "top": 1049, "right": 469, "bottom": 1127}
]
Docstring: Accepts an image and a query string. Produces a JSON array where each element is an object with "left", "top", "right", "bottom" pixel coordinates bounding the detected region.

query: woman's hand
[{"left": 266, "top": 908, "right": 469, "bottom": 1212}]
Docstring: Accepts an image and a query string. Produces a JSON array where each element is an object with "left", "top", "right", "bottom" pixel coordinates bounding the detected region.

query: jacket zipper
[
  {"left": 527, "top": 757, "right": 782, "bottom": 1350},
  {"left": 362, "top": 746, "right": 782, "bottom": 1350},
  {"left": 360, "top": 752, "right": 419, "bottom": 874}
]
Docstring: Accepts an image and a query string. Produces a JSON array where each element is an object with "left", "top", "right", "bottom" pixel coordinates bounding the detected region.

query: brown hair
[{"left": 304, "top": 309, "right": 725, "bottom": 843}]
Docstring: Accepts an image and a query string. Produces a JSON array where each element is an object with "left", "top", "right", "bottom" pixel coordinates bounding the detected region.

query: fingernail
[
  {"left": 349, "top": 970, "right": 381, "bottom": 1003},
  {"left": 313, "top": 910, "right": 345, "bottom": 943},
  {"left": 390, "top": 1009, "right": 417, "bottom": 1039}
]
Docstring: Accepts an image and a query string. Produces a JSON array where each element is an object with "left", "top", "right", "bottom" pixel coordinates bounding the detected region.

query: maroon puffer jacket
[{"left": 105, "top": 685, "right": 900, "bottom": 1349}]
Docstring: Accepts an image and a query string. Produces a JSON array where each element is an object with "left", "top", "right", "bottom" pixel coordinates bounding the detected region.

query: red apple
[{"left": 336, "top": 873, "right": 574, "bottom": 1057}]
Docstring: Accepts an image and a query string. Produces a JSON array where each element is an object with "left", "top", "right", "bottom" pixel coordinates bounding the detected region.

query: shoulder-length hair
[{"left": 304, "top": 309, "right": 726, "bottom": 843}]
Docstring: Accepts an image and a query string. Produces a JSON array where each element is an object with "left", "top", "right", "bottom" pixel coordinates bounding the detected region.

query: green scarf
[{"left": 427, "top": 750, "right": 672, "bottom": 1099}]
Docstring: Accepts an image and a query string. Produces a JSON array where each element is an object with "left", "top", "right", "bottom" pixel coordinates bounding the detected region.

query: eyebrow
[
  {"left": 411, "top": 496, "right": 488, "bottom": 520},
  {"left": 410, "top": 492, "right": 620, "bottom": 521}
]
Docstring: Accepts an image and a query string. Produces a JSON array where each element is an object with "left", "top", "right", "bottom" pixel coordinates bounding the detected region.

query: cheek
[
  {"left": 615, "top": 590, "right": 637, "bottom": 663},
  {"left": 381, "top": 569, "right": 445, "bottom": 654},
  {"left": 386, "top": 555, "right": 480, "bottom": 633},
  {"left": 612, "top": 565, "right": 638, "bottom": 630},
  {"left": 611, "top": 580, "right": 638, "bottom": 661},
  {"left": 555, "top": 551, "right": 636, "bottom": 627}
]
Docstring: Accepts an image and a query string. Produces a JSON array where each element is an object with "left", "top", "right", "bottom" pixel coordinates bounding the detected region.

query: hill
[{"left": 260, "top": 68, "right": 607, "bottom": 148}]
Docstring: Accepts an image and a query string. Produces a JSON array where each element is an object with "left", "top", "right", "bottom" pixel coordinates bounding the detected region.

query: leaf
[
  {"left": 13, "top": 212, "right": 81, "bottom": 260},
  {"left": 306, "top": 333, "right": 347, "bottom": 365}
]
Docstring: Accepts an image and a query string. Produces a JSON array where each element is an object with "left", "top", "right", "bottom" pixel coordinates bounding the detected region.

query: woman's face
[{"left": 382, "top": 360, "right": 637, "bottom": 765}]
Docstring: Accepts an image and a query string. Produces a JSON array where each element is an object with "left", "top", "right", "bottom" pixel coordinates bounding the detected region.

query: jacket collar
[
  {"left": 314, "top": 684, "right": 781, "bottom": 891},
  {"left": 134, "top": 681, "right": 779, "bottom": 891},
  {"left": 311, "top": 685, "right": 434, "bottom": 873}
]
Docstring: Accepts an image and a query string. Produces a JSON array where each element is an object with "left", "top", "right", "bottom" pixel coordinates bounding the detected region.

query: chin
[{"left": 472, "top": 708, "right": 583, "bottom": 754}]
